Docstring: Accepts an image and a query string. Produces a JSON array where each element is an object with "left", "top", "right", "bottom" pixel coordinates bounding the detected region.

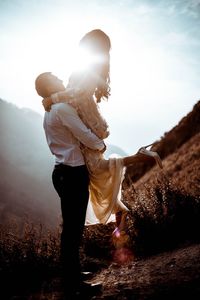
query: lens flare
[
  {"left": 113, "top": 227, "right": 121, "bottom": 238},
  {"left": 73, "top": 48, "right": 105, "bottom": 72},
  {"left": 112, "top": 227, "right": 134, "bottom": 264},
  {"left": 113, "top": 247, "right": 134, "bottom": 265}
]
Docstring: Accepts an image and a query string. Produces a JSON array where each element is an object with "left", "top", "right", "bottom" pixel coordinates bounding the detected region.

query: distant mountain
[
  {"left": 104, "top": 144, "right": 127, "bottom": 158},
  {"left": 0, "top": 99, "right": 126, "bottom": 228},
  {"left": 0, "top": 99, "right": 60, "bottom": 228}
]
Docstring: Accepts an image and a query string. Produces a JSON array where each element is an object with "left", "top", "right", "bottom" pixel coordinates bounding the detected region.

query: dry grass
[
  {"left": 122, "top": 175, "right": 200, "bottom": 257},
  {"left": 0, "top": 177, "right": 199, "bottom": 297},
  {"left": 0, "top": 221, "right": 61, "bottom": 296}
]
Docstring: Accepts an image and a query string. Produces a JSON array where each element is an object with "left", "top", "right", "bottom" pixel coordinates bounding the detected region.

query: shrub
[{"left": 123, "top": 175, "right": 200, "bottom": 256}]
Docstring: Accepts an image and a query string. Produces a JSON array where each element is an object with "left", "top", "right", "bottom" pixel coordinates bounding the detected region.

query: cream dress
[{"left": 54, "top": 69, "right": 129, "bottom": 224}]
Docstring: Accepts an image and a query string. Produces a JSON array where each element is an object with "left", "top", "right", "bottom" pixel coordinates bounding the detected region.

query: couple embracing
[{"left": 35, "top": 29, "right": 162, "bottom": 299}]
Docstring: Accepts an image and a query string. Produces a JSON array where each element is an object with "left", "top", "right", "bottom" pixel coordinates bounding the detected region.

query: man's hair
[{"left": 35, "top": 72, "right": 52, "bottom": 97}]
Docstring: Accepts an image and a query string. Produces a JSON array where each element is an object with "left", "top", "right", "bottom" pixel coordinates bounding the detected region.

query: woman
[{"left": 43, "top": 29, "right": 162, "bottom": 233}]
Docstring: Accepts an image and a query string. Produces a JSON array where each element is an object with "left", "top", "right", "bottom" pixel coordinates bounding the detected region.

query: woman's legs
[
  {"left": 113, "top": 202, "right": 129, "bottom": 233},
  {"left": 122, "top": 152, "right": 155, "bottom": 167},
  {"left": 99, "top": 152, "right": 159, "bottom": 170}
]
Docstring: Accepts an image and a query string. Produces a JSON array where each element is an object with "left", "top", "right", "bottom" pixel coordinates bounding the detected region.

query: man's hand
[{"left": 42, "top": 97, "right": 53, "bottom": 112}]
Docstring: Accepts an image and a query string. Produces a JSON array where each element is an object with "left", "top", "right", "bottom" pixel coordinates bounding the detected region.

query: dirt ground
[
  {"left": 91, "top": 243, "right": 200, "bottom": 299},
  {"left": 11, "top": 242, "right": 199, "bottom": 300}
]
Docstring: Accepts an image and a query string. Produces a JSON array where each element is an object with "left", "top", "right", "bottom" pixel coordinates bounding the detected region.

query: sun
[{"left": 71, "top": 47, "right": 106, "bottom": 73}]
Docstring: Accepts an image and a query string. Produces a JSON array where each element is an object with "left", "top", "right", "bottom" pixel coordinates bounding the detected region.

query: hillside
[{"left": 125, "top": 100, "right": 200, "bottom": 183}]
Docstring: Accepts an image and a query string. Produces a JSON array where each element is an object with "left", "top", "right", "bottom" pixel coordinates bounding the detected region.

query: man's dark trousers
[{"left": 52, "top": 163, "right": 89, "bottom": 291}]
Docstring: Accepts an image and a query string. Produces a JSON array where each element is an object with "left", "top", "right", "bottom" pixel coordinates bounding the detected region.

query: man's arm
[{"left": 56, "top": 103, "right": 105, "bottom": 151}]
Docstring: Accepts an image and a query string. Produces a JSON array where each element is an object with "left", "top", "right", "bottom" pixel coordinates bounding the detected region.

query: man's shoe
[
  {"left": 78, "top": 281, "right": 102, "bottom": 297},
  {"left": 81, "top": 271, "right": 94, "bottom": 281}
]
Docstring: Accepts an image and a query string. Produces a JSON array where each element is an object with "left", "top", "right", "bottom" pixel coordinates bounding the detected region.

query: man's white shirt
[{"left": 43, "top": 103, "right": 104, "bottom": 166}]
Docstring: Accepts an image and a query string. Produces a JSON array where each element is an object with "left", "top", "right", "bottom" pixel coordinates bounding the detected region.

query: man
[{"left": 35, "top": 72, "right": 104, "bottom": 298}]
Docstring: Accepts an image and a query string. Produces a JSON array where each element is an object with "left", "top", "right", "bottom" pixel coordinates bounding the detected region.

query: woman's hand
[
  {"left": 42, "top": 97, "right": 53, "bottom": 112},
  {"left": 99, "top": 142, "right": 107, "bottom": 153}
]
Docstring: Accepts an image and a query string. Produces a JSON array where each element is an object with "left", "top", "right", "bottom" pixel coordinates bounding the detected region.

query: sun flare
[{"left": 72, "top": 48, "right": 106, "bottom": 73}]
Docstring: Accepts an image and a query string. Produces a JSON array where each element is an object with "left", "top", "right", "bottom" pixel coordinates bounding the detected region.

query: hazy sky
[{"left": 1, "top": 0, "right": 200, "bottom": 154}]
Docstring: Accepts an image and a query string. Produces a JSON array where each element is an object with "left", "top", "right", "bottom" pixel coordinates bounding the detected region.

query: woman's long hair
[{"left": 79, "top": 29, "right": 111, "bottom": 103}]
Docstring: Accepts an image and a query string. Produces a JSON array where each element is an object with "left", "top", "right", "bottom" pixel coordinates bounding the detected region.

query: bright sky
[{"left": 0, "top": 0, "right": 200, "bottom": 154}]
